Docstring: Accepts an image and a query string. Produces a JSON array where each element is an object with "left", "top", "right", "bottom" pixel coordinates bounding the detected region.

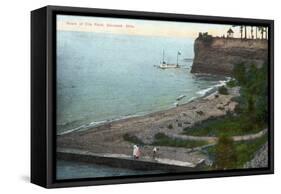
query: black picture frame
[{"left": 31, "top": 5, "right": 274, "bottom": 188}]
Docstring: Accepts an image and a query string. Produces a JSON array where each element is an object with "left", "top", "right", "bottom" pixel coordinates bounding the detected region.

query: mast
[
  {"left": 177, "top": 52, "right": 179, "bottom": 66},
  {"left": 162, "top": 50, "right": 165, "bottom": 64},
  {"left": 177, "top": 51, "right": 181, "bottom": 67}
]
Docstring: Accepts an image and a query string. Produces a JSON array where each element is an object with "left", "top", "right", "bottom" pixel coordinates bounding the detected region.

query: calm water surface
[
  {"left": 57, "top": 160, "right": 165, "bottom": 179},
  {"left": 57, "top": 31, "right": 227, "bottom": 134}
]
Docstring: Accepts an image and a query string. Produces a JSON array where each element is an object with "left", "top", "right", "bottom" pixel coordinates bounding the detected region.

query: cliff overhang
[{"left": 191, "top": 36, "right": 268, "bottom": 75}]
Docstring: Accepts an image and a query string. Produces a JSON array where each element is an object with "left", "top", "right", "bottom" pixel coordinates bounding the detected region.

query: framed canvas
[{"left": 31, "top": 5, "right": 274, "bottom": 188}]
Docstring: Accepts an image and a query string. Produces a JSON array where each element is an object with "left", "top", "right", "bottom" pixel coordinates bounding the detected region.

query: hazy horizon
[{"left": 57, "top": 15, "right": 266, "bottom": 39}]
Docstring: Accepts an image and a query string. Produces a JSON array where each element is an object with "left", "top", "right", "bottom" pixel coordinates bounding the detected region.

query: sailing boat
[{"left": 158, "top": 50, "right": 181, "bottom": 69}]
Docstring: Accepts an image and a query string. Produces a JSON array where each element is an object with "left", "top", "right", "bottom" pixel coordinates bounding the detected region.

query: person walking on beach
[
  {"left": 152, "top": 147, "right": 158, "bottom": 159},
  {"left": 133, "top": 145, "right": 138, "bottom": 159},
  {"left": 136, "top": 146, "right": 141, "bottom": 159}
]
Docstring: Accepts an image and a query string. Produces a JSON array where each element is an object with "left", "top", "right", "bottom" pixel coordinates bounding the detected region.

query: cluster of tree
[
  {"left": 198, "top": 32, "right": 213, "bottom": 45},
  {"left": 214, "top": 63, "right": 268, "bottom": 169},
  {"left": 232, "top": 25, "right": 268, "bottom": 40},
  {"left": 233, "top": 63, "right": 268, "bottom": 125},
  {"left": 214, "top": 135, "right": 237, "bottom": 169}
]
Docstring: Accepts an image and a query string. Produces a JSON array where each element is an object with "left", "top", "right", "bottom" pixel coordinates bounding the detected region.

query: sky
[{"left": 57, "top": 15, "right": 266, "bottom": 39}]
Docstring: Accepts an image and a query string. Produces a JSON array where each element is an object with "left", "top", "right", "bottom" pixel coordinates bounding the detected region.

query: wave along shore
[{"left": 58, "top": 78, "right": 230, "bottom": 136}]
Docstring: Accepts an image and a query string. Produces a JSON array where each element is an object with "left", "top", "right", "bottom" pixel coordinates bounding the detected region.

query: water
[
  {"left": 57, "top": 31, "right": 227, "bottom": 134},
  {"left": 57, "top": 160, "right": 165, "bottom": 180}
]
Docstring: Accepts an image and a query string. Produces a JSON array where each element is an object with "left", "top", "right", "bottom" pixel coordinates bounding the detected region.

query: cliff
[{"left": 191, "top": 37, "right": 268, "bottom": 75}]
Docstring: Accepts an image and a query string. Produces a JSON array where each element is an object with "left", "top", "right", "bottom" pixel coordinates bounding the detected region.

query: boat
[
  {"left": 183, "top": 58, "right": 194, "bottom": 62},
  {"left": 159, "top": 63, "right": 179, "bottom": 69},
  {"left": 158, "top": 50, "right": 181, "bottom": 69},
  {"left": 176, "top": 95, "right": 186, "bottom": 101}
]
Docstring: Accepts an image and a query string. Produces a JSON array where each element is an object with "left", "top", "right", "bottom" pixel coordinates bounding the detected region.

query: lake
[
  {"left": 57, "top": 31, "right": 227, "bottom": 134},
  {"left": 57, "top": 160, "right": 165, "bottom": 179}
]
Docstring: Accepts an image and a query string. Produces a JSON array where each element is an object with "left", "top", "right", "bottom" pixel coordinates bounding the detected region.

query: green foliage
[
  {"left": 233, "top": 63, "right": 246, "bottom": 85},
  {"left": 214, "top": 135, "right": 237, "bottom": 169},
  {"left": 124, "top": 132, "right": 209, "bottom": 149},
  {"left": 178, "top": 122, "right": 183, "bottom": 127},
  {"left": 218, "top": 86, "right": 228, "bottom": 95},
  {"left": 247, "top": 95, "right": 255, "bottom": 113},
  {"left": 250, "top": 64, "right": 268, "bottom": 124},
  {"left": 167, "top": 124, "right": 173, "bottom": 129},
  {"left": 198, "top": 32, "right": 213, "bottom": 45},
  {"left": 196, "top": 110, "right": 204, "bottom": 115},
  {"left": 255, "top": 94, "right": 268, "bottom": 124},
  {"left": 183, "top": 114, "right": 262, "bottom": 137},
  {"left": 234, "top": 134, "right": 267, "bottom": 167},
  {"left": 153, "top": 133, "right": 208, "bottom": 148},
  {"left": 206, "top": 134, "right": 267, "bottom": 169},
  {"left": 226, "top": 79, "right": 238, "bottom": 88},
  {"left": 233, "top": 63, "right": 268, "bottom": 125},
  {"left": 123, "top": 133, "right": 144, "bottom": 145},
  {"left": 231, "top": 96, "right": 247, "bottom": 114},
  {"left": 194, "top": 63, "right": 268, "bottom": 169}
]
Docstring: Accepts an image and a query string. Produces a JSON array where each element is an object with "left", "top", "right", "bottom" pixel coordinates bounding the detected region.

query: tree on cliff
[
  {"left": 244, "top": 26, "right": 247, "bottom": 39},
  {"left": 234, "top": 25, "right": 252, "bottom": 39},
  {"left": 258, "top": 27, "right": 267, "bottom": 39},
  {"left": 214, "top": 135, "right": 237, "bottom": 169},
  {"left": 251, "top": 26, "right": 254, "bottom": 39},
  {"left": 232, "top": 25, "right": 243, "bottom": 39},
  {"left": 227, "top": 28, "right": 234, "bottom": 38},
  {"left": 256, "top": 26, "right": 258, "bottom": 39},
  {"left": 233, "top": 63, "right": 268, "bottom": 125},
  {"left": 265, "top": 28, "right": 268, "bottom": 39},
  {"left": 246, "top": 64, "right": 268, "bottom": 124}
]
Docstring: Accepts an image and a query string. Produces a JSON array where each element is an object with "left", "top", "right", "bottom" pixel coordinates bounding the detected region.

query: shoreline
[
  {"left": 57, "top": 86, "right": 240, "bottom": 167},
  {"left": 57, "top": 94, "right": 208, "bottom": 136},
  {"left": 58, "top": 78, "right": 229, "bottom": 136}
]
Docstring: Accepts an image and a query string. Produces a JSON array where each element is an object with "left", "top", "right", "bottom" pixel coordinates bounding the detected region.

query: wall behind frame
[{"left": 0, "top": 0, "right": 279, "bottom": 193}]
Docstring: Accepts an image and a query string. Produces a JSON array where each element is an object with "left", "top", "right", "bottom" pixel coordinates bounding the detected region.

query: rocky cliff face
[{"left": 191, "top": 37, "right": 268, "bottom": 75}]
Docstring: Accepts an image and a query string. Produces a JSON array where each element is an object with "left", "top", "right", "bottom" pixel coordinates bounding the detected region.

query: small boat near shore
[
  {"left": 174, "top": 95, "right": 186, "bottom": 107},
  {"left": 176, "top": 95, "right": 186, "bottom": 101},
  {"left": 183, "top": 58, "right": 193, "bottom": 62},
  {"left": 157, "top": 50, "right": 181, "bottom": 69},
  {"left": 159, "top": 63, "right": 179, "bottom": 69}
]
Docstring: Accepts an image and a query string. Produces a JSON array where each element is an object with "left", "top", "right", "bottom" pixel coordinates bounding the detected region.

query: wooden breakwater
[{"left": 57, "top": 148, "right": 204, "bottom": 172}]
